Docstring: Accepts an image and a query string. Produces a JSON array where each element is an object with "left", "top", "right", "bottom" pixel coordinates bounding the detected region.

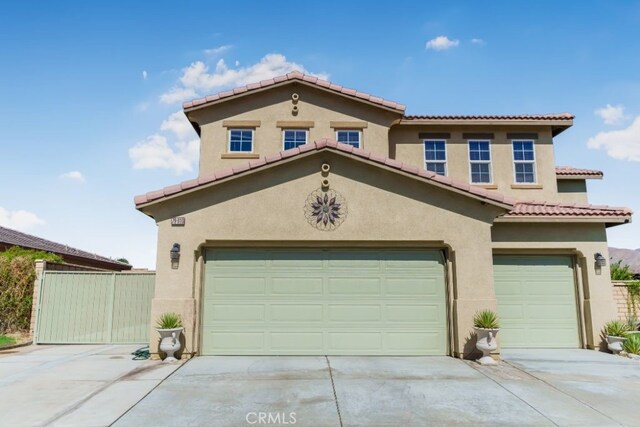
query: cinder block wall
[{"left": 612, "top": 281, "right": 640, "bottom": 321}]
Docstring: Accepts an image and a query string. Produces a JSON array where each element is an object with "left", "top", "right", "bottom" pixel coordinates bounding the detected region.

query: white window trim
[
  {"left": 228, "top": 128, "right": 254, "bottom": 153},
  {"left": 511, "top": 139, "right": 537, "bottom": 184},
  {"left": 282, "top": 129, "right": 309, "bottom": 150},
  {"left": 467, "top": 139, "right": 493, "bottom": 184},
  {"left": 423, "top": 139, "right": 448, "bottom": 176},
  {"left": 335, "top": 129, "right": 362, "bottom": 149}
]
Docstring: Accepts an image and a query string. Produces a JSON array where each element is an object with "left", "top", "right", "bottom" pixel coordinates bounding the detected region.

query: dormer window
[
  {"left": 512, "top": 140, "right": 537, "bottom": 183},
  {"left": 424, "top": 140, "right": 447, "bottom": 176},
  {"left": 229, "top": 129, "right": 254, "bottom": 152},
  {"left": 283, "top": 129, "right": 308, "bottom": 150}
]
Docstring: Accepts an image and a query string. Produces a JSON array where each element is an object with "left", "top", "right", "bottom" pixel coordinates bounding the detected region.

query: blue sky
[{"left": 1, "top": 1, "right": 639, "bottom": 268}]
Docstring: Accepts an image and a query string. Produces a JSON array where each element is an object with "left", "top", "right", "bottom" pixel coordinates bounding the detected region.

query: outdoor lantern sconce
[
  {"left": 594, "top": 252, "right": 607, "bottom": 268},
  {"left": 170, "top": 243, "right": 181, "bottom": 269}
]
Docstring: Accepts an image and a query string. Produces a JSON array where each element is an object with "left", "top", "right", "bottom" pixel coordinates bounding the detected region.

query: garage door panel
[
  {"left": 203, "top": 249, "right": 447, "bottom": 355},
  {"left": 270, "top": 304, "right": 324, "bottom": 322},
  {"left": 494, "top": 255, "right": 579, "bottom": 348}
]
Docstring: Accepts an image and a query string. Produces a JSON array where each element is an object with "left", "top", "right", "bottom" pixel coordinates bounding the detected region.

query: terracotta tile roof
[
  {"left": 402, "top": 113, "right": 574, "bottom": 121},
  {"left": 0, "top": 225, "right": 131, "bottom": 268},
  {"left": 504, "top": 201, "right": 632, "bottom": 219},
  {"left": 134, "top": 139, "right": 632, "bottom": 224},
  {"left": 555, "top": 166, "right": 603, "bottom": 179},
  {"left": 182, "top": 71, "right": 406, "bottom": 113}
]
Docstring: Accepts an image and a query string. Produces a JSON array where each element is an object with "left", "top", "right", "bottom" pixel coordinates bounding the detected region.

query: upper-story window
[
  {"left": 512, "top": 140, "right": 536, "bottom": 183},
  {"left": 468, "top": 140, "right": 492, "bottom": 184},
  {"left": 229, "top": 129, "right": 254, "bottom": 152},
  {"left": 424, "top": 140, "right": 447, "bottom": 176},
  {"left": 283, "top": 129, "right": 308, "bottom": 150},
  {"left": 336, "top": 130, "right": 361, "bottom": 148}
]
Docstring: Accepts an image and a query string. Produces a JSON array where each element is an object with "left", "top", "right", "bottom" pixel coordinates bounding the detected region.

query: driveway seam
[
  {"left": 325, "top": 356, "right": 343, "bottom": 427},
  {"left": 501, "top": 359, "right": 623, "bottom": 426},
  {"left": 108, "top": 358, "right": 190, "bottom": 426},
  {"left": 468, "top": 362, "right": 559, "bottom": 427}
]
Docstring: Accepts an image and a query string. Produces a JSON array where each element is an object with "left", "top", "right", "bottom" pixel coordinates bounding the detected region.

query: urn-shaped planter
[
  {"left": 474, "top": 327, "right": 499, "bottom": 365},
  {"left": 157, "top": 327, "right": 183, "bottom": 362},
  {"left": 606, "top": 335, "right": 626, "bottom": 354}
]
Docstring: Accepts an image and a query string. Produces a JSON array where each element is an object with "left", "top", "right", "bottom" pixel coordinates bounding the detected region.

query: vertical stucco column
[
  {"left": 29, "top": 260, "right": 46, "bottom": 341},
  {"left": 449, "top": 233, "right": 497, "bottom": 358}
]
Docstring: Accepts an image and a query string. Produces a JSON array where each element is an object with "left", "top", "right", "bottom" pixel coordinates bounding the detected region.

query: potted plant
[
  {"left": 473, "top": 309, "right": 500, "bottom": 365},
  {"left": 603, "top": 320, "right": 630, "bottom": 354},
  {"left": 156, "top": 312, "right": 183, "bottom": 362},
  {"left": 622, "top": 333, "right": 640, "bottom": 360}
]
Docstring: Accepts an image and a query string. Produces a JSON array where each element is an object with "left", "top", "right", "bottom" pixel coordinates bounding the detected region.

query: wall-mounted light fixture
[
  {"left": 170, "top": 243, "right": 181, "bottom": 269},
  {"left": 594, "top": 252, "right": 607, "bottom": 267}
]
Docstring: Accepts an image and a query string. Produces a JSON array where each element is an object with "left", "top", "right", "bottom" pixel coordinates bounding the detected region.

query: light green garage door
[
  {"left": 493, "top": 256, "right": 580, "bottom": 348},
  {"left": 202, "top": 249, "right": 447, "bottom": 355}
]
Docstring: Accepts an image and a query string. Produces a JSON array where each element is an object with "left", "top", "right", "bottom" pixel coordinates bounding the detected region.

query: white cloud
[
  {"left": 204, "top": 45, "right": 232, "bottom": 56},
  {"left": 595, "top": 104, "right": 625, "bottom": 125},
  {"left": 159, "top": 87, "right": 198, "bottom": 104},
  {"left": 160, "top": 53, "right": 329, "bottom": 104},
  {"left": 142, "top": 70, "right": 148, "bottom": 80},
  {"left": 160, "top": 111, "right": 196, "bottom": 140},
  {"left": 60, "top": 171, "right": 85, "bottom": 183},
  {"left": 129, "top": 134, "right": 200, "bottom": 174},
  {"left": 0, "top": 207, "right": 45, "bottom": 231},
  {"left": 471, "top": 38, "right": 485, "bottom": 45},
  {"left": 587, "top": 116, "right": 640, "bottom": 162},
  {"left": 426, "top": 36, "right": 459, "bottom": 51}
]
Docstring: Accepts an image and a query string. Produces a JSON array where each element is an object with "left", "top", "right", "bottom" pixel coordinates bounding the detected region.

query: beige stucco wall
[
  {"left": 390, "top": 125, "right": 564, "bottom": 202},
  {"left": 491, "top": 222, "right": 616, "bottom": 350},
  {"left": 143, "top": 151, "right": 507, "bottom": 358},
  {"left": 188, "top": 84, "right": 400, "bottom": 175}
]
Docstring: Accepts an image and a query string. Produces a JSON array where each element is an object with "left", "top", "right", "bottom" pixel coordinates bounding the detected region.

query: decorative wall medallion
[{"left": 304, "top": 189, "right": 347, "bottom": 231}]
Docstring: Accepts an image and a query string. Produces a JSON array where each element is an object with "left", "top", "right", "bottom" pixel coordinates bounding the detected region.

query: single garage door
[
  {"left": 202, "top": 249, "right": 447, "bottom": 355},
  {"left": 493, "top": 255, "right": 580, "bottom": 348}
]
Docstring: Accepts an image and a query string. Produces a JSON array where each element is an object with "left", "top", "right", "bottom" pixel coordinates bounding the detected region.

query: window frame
[
  {"left": 511, "top": 139, "right": 537, "bottom": 184},
  {"left": 227, "top": 128, "right": 254, "bottom": 153},
  {"left": 423, "top": 139, "right": 448, "bottom": 176},
  {"left": 467, "top": 139, "right": 493, "bottom": 184},
  {"left": 335, "top": 129, "right": 362, "bottom": 149},
  {"left": 282, "top": 128, "right": 309, "bottom": 150}
]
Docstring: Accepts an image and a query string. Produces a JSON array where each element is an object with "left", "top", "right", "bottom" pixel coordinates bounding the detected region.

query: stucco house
[{"left": 135, "top": 72, "right": 632, "bottom": 358}]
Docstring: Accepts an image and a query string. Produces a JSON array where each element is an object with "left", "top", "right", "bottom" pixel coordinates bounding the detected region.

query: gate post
[{"left": 30, "top": 260, "right": 47, "bottom": 343}]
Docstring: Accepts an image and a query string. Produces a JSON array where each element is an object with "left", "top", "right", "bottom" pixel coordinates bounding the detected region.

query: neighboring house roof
[
  {"left": 134, "top": 139, "right": 631, "bottom": 225},
  {"left": 183, "top": 71, "right": 406, "bottom": 114},
  {"left": 555, "top": 166, "right": 604, "bottom": 180},
  {"left": 0, "top": 225, "right": 131, "bottom": 269}
]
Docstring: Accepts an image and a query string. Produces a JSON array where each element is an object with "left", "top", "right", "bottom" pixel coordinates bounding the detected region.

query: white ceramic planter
[
  {"left": 606, "top": 335, "right": 626, "bottom": 354},
  {"left": 157, "top": 327, "right": 183, "bottom": 362},
  {"left": 474, "top": 327, "right": 499, "bottom": 365}
]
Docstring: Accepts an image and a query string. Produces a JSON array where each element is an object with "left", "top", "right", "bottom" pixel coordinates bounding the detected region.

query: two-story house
[{"left": 135, "top": 72, "right": 632, "bottom": 358}]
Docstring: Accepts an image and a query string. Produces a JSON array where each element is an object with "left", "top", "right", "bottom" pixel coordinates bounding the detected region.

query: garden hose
[{"left": 131, "top": 346, "right": 150, "bottom": 360}]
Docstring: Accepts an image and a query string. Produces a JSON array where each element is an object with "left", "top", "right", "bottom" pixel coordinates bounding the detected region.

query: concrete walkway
[
  {"left": 0, "top": 344, "right": 182, "bottom": 427},
  {"left": 114, "top": 350, "right": 640, "bottom": 427}
]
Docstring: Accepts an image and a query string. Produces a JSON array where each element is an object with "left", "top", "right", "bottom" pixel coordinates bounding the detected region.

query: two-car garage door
[{"left": 201, "top": 249, "right": 447, "bottom": 355}]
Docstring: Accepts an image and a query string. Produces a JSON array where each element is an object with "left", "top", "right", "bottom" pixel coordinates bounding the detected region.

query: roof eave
[
  {"left": 556, "top": 174, "right": 603, "bottom": 180},
  {"left": 495, "top": 216, "right": 631, "bottom": 224},
  {"left": 396, "top": 119, "right": 573, "bottom": 128}
]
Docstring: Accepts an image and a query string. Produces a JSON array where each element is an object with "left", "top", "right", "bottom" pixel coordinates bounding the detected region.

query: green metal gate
[{"left": 35, "top": 271, "right": 155, "bottom": 344}]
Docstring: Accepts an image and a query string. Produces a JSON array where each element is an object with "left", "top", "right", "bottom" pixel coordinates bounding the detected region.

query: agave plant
[
  {"left": 473, "top": 309, "right": 500, "bottom": 329},
  {"left": 603, "top": 320, "right": 630, "bottom": 337},
  {"left": 622, "top": 333, "right": 640, "bottom": 355},
  {"left": 156, "top": 312, "right": 183, "bottom": 329}
]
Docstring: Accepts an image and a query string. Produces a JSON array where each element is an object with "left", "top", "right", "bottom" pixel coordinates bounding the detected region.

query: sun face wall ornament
[
  {"left": 304, "top": 162, "right": 347, "bottom": 231},
  {"left": 304, "top": 188, "right": 347, "bottom": 231}
]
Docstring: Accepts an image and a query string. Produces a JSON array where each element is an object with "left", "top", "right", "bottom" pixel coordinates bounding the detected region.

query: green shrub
[
  {"left": 622, "top": 333, "right": 640, "bottom": 355},
  {"left": 611, "top": 260, "right": 635, "bottom": 281},
  {"left": 0, "top": 247, "right": 61, "bottom": 333},
  {"left": 156, "top": 312, "right": 183, "bottom": 329},
  {"left": 603, "top": 320, "right": 630, "bottom": 337},
  {"left": 473, "top": 309, "right": 500, "bottom": 329}
]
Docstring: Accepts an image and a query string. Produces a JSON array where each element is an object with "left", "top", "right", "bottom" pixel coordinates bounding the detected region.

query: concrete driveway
[
  {"left": 115, "top": 349, "right": 640, "bottom": 427},
  {"left": 0, "top": 344, "right": 182, "bottom": 427}
]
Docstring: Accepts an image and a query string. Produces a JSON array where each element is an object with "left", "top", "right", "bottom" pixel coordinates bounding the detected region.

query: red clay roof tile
[{"left": 555, "top": 166, "right": 603, "bottom": 178}]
